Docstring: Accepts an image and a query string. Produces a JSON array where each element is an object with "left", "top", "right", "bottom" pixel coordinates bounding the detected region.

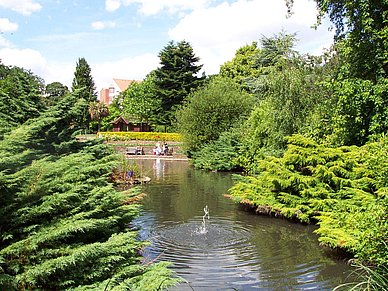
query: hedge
[{"left": 97, "top": 131, "right": 181, "bottom": 142}]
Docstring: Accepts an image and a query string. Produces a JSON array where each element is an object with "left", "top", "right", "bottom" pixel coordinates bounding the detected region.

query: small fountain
[{"left": 196, "top": 205, "right": 210, "bottom": 234}]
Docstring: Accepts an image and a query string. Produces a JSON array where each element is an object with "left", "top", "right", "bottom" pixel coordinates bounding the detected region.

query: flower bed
[{"left": 98, "top": 131, "right": 181, "bottom": 142}]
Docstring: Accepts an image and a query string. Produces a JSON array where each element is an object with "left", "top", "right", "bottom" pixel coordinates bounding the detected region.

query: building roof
[
  {"left": 110, "top": 115, "right": 147, "bottom": 124},
  {"left": 112, "top": 79, "right": 141, "bottom": 92}
]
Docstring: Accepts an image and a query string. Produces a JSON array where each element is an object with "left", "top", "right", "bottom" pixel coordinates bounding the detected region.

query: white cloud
[
  {"left": 91, "top": 53, "right": 160, "bottom": 94},
  {"left": 168, "top": 0, "right": 334, "bottom": 75},
  {"left": 0, "top": 47, "right": 159, "bottom": 96},
  {"left": 0, "top": 0, "right": 42, "bottom": 16},
  {"left": 91, "top": 21, "right": 116, "bottom": 30},
  {"left": 0, "top": 48, "right": 46, "bottom": 72},
  {"left": 0, "top": 47, "right": 74, "bottom": 87},
  {"left": 0, "top": 35, "right": 12, "bottom": 47},
  {"left": 107, "top": 0, "right": 211, "bottom": 15},
  {"left": 105, "top": 0, "right": 121, "bottom": 12},
  {"left": 0, "top": 18, "right": 18, "bottom": 32},
  {"left": 44, "top": 63, "right": 75, "bottom": 88}
]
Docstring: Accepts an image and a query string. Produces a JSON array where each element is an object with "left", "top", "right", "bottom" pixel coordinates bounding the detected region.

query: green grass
[{"left": 334, "top": 263, "right": 388, "bottom": 291}]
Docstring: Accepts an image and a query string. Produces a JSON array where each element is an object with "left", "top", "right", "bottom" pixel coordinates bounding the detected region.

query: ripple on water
[
  {"left": 155, "top": 217, "right": 249, "bottom": 248},
  {"left": 138, "top": 214, "right": 342, "bottom": 291}
]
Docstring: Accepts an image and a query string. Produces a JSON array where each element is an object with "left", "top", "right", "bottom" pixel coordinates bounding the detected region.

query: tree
[
  {"left": 44, "top": 81, "right": 69, "bottom": 106},
  {"left": 209, "top": 32, "right": 337, "bottom": 170},
  {"left": 288, "top": 0, "right": 388, "bottom": 81},
  {"left": 304, "top": 77, "right": 388, "bottom": 147},
  {"left": 89, "top": 101, "right": 109, "bottom": 132},
  {"left": 0, "top": 62, "right": 45, "bottom": 139},
  {"left": 219, "top": 31, "right": 299, "bottom": 95},
  {"left": 154, "top": 40, "right": 205, "bottom": 127},
  {"left": 120, "top": 75, "right": 160, "bottom": 127},
  {"left": 289, "top": 0, "right": 388, "bottom": 146},
  {"left": 176, "top": 77, "right": 254, "bottom": 153},
  {"left": 254, "top": 30, "right": 298, "bottom": 68},
  {"left": 71, "top": 57, "right": 97, "bottom": 129},
  {"left": 219, "top": 41, "right": 262, "bottom": 90},
  {"left": 97, "top": 103, "right": 122, "bottom": 132},
  {"left": 71, "top": 57, "right": 96, "bottom": 101}
]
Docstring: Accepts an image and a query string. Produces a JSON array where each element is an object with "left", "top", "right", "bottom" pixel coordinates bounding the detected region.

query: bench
[{"left": 126, "top": 147, "right": 143, "bottom": 155}]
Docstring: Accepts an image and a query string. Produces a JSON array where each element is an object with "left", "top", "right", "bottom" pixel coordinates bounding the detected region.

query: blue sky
[{"left": 0, "top": 0, "right": 334, "bottom": 97}]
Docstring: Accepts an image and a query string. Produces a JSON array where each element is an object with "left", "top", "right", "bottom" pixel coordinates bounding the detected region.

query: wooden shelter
[{"left": 110, "top": 115, "right": 150, "bottom": 132}]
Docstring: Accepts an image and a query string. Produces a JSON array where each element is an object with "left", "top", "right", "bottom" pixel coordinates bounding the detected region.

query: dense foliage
[
  {"left": 0, "top": 88, "right": 178, "bottom": 290},
  {"left": 313, "top": 0, "right": 388, "bottom": 81},
  {"left": 89, "top": 101, "right": 109, "bottom": 132},
  {"left": 184, "top": 31, "right": 331, "bottom": 168},
  {"left": 176, "top": 77, "right": 254, "bottom": 155},
  {"left": 153, "top": 40, "right": 205, "bottom": 127},
  {"left": 119, "top": 75, "right": 160, "bottom": 126},
  {"left": 240, "top": 55, "right": 331, "bottom": 162},
  {"left": 230, "top": 134, "right": 388, "bottom": 266},
  {"left": 44, "top": 82, "right": 69, "bottom": 107},
  {"left": 0, "top": 62, "right": 45, "bottom": 139},
  {"left": 190, "top": 126, "right": 244, "bottom": 171},
  {"left": 189, "top": 29, "right": 388, "bottom": 170},
  {"left": 318, "top": 78, "right": 388, "bottom": 146}
]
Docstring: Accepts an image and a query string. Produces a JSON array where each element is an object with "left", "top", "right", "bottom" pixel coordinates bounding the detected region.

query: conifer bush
[
  {"left": 0, "top": 93, "right": 179, "bottom": 290},
  {"left": 230, "top": 134, "right": 388, "bottom": 266}
]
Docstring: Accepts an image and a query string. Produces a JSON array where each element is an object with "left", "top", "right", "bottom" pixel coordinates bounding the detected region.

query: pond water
[{"left": 131, "top": 159, "right": 355, "bottom": 291}]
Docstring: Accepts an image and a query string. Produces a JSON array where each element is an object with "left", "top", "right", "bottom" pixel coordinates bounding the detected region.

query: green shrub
[
  {"left": 176, "top": 76, "right": 254, "bottom": 153},
  {"left": 0, "top": 93, "right": 179, "bottom": 290},
  {"left": 230, "top": 134, "right": 388, "bottom": 266},
  {"left": 191, "top": 127, "right": 243, "bottom": 171}
]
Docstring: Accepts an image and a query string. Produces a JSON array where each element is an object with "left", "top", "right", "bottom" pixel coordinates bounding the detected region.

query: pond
[{"left": 131, "top": 159, "right": 355, "bottom": 291}]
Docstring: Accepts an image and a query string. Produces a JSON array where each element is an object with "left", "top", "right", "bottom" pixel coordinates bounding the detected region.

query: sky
[{"left": 0, "top": 0, "right": 334, "bottom": 98}]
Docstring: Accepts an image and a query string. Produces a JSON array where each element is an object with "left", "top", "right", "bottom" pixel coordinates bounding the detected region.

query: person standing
[
  {"left": 156, "top": 141, "right": 162, "bottom": 156},
  {"left": 163, "top": 142, "right": 169, "bottom": 155}
]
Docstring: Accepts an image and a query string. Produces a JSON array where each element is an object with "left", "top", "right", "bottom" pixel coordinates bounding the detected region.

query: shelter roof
[{"left": 110, "top": 115, "right": 147, "bottom": 124}]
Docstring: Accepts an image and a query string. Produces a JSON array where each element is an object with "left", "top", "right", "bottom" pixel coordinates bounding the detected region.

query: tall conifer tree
[
  {"left": 71, "top": 57, "right": 97, "bottom": 129},
  {"left": 154, "top": 40, "right": 205, "bottom": 127}
]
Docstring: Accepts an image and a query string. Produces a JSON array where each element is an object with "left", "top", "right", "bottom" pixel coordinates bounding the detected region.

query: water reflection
[
  {"left": 152, "top": 158, "right": 164, "bottom": 180},
  {"left": 132, "top": 159, "right": 354, "bottom": 290}
]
